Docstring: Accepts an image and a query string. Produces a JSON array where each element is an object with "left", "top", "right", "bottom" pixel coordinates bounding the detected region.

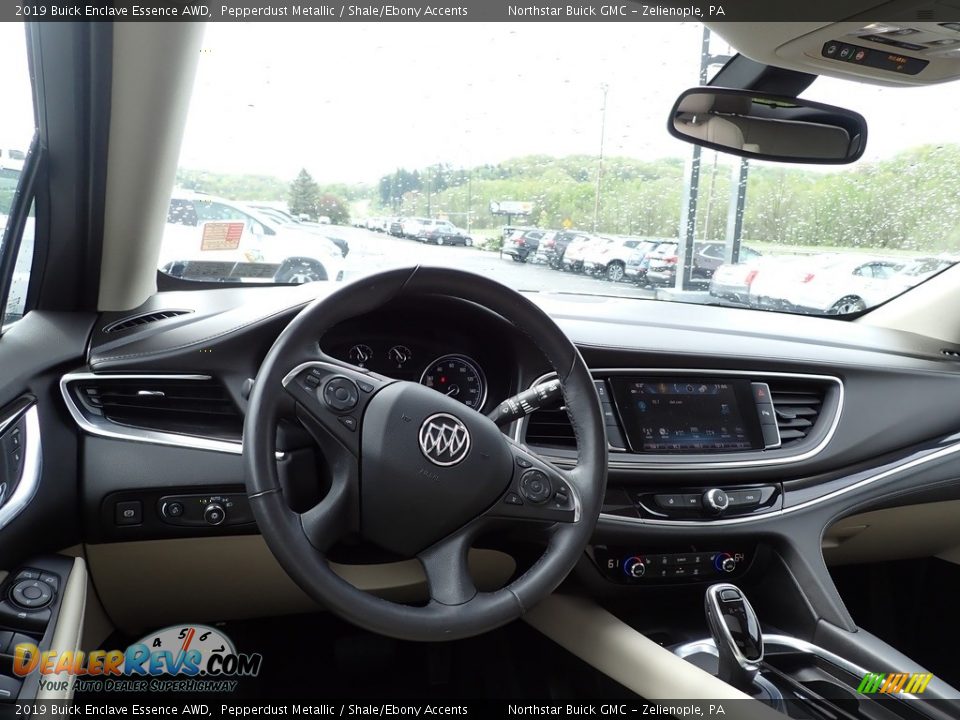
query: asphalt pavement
[{"left": 333, "top": 226, "right": 657, "bottom": 299}]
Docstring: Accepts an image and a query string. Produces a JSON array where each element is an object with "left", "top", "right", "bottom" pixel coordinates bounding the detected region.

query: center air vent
[
  {"left": 103, "top": 310, "right": 193, "bottom": 333},
  {"left": 768, "top": 382, "right": 825, "bottom": 446},
  {"left": 73, "top": 377, "right": 242, "bottom": 441}
]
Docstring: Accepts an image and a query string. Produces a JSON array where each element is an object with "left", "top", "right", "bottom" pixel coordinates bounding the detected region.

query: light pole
[{"left": 592, "top": 83, "right": 609, "bottom": 235}]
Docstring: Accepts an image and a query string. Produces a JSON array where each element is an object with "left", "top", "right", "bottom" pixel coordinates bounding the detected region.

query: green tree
[
  {"left": 317, "top": 193, "right": 350, "bottom": 225},
  {"left": 289, "top": 169, "right": 320, "bottom": 219}
]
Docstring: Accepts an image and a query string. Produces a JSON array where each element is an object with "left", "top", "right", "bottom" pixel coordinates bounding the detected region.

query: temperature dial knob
[
  {"left": 714, "top": 553, "right": 737, "bottom": 573},
  {"left": 623, "top": 556, "right": 646, "bottom": 578},
  {"left": 204, "top": 503, "right": 226, "bottom": 526}
]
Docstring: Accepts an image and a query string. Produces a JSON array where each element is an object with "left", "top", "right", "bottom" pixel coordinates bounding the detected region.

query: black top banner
[{"left": 7, "top": 0, "right": 960, "bottom": 22}]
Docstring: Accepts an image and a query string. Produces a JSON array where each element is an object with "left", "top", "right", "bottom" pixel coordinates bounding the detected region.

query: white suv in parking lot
[{"left": 160, "top": 192, "right": 346, "bottom": 284}]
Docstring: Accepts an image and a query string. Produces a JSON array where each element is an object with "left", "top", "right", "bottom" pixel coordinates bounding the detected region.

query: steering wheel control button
[
  {"left": 11, "top": 579, "right": 53, "bottom": 609},
  {"left": 357, "top": 380, "right": 375, "bottom": 393},
  {"left": 115, "top": 500, "right": 142, "bottom": 526},
  {"left": 519, "top": 469, "right": 553, "bottom": 504},
  {"left": 304, "top": 370, "right": 322, "bottom": 389},
  {"left": 515, "top": 456, "right": 532, "bottom": 468},
  {"left": 203, "top": 503, "right": 226, "bottom": 526},
  {"left": 702, "top": 488, "right": 729, "bottom": 514},
  {"left": 323, "top": 377, "right": 359, "bottom": 413},
  {"left": 14, "top": 569, "right": 40, "bottom": 581},
  {"left": 503, "top": 492, "right": 523, "bottom": 506},
  {"left": 337, "top": 415, "right": 358, "bottom": 431}
]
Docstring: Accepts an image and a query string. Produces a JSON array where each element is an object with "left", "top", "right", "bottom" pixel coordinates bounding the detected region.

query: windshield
[{"left": 160, "top": 23, "right": 960, "bottom": 316}]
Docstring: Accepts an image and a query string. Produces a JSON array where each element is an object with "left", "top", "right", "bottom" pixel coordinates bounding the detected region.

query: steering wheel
[{"left": 244, "top": 267, "right": 607, "bottom": 641}]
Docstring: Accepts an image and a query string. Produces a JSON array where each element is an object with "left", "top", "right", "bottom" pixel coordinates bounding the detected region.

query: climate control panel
[{"left": 592, "top": 546, "right": 750, "bottom": 584}]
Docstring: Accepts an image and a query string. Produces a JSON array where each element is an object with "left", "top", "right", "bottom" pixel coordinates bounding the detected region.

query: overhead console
[{"left": 519, "top": 369, "right": 842, "bottom": 472}]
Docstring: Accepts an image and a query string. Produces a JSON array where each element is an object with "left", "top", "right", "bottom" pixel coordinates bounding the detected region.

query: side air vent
[
  {"left": 103, "top": 310, "right": 193, "bottom": 333},
  {"left": 73, "top": 377, "right": 242, "bottom": 441},
  {"left": 524, "top": 407, "right": 576, "bottom": 449},
  {"left": 941, "top": 349, "right": 960, "bottom": 360},
  {"left": 769, "top": 382, "right": 825, "bottom": 446}
]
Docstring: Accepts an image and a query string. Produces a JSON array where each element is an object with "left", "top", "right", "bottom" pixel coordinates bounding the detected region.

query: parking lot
[{"left": 335, "top": 226, "right": 657, "bottom": 298}]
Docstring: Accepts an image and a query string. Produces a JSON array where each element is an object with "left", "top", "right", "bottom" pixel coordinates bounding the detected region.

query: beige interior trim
[
  {"left": 98, "top": 22, "right": 205, "bottom": 311},
  {"left": 823, "top": 499, "right": 960, "bottom": 565},
  {"left": 85, "top": 536, "right": 515, "bottom": 634},
  {"left": 524, "top": 594, "right": 781, "bottom": 718},
  {"left": 35, "top": 557, "right": 87, "bottom": 702},
  {"left": 859, "top": 263, "right": 960, "bottom": 343}
]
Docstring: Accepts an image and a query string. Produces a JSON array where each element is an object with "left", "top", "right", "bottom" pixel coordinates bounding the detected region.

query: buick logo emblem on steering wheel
[{"left": 419, "top": 413, "right": 471, "bottom": 466}]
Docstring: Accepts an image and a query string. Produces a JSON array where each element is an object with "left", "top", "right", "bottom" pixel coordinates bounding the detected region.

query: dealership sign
[{"left": 489, "top": 200, "right": 533, "bottom": 216}]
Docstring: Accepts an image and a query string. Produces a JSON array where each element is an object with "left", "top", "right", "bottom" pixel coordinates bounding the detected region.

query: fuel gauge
[
  {"left": 387, "top": 344, "right": 413, "bottom": 368},
  {"left": 347, "top": 344, "right": 373, "bottom": 367}
]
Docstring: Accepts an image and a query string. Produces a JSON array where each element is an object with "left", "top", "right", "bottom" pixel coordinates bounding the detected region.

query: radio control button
[{"left": 702, "top": 488, "right": 729, "bottom": 514}]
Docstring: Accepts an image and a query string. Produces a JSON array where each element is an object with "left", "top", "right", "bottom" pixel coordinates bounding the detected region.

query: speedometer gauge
[{"left": 420, "top": 354, "right": 487, "bottom": 410}]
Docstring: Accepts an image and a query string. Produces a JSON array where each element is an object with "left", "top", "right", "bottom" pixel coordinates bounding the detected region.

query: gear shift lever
[{"left": 704, "top": 583, "right": 764, "bottom": 689}]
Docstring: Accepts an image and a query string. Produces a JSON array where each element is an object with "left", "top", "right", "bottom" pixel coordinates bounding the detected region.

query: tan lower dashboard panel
[
  {"left": 84, "top": 536, "right": 516, "bottom": 635},
  {"left": 823, "top": 499, "right": 960, "bottom": 566}
]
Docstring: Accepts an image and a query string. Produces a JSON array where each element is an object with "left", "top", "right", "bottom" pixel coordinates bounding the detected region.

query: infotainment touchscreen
[{"left": 609, "top": 378, "right": 764, "bottom": 453}]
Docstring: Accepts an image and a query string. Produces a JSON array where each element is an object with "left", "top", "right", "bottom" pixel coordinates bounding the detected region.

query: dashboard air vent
[
  {"left": 103, "top": 310, "right": 193, "bottom": 333},
  {"left": 941, "top": 349, "right": 960, "bottom": 360},
  {"left": 74, "top": 377, "right": 242, "bottom": 441},
  {"left": 524, "top": 407, "right": 576, "bottom": 449},
  {"left": 769, "top": 382, "right": 825, "bottom": 446}
]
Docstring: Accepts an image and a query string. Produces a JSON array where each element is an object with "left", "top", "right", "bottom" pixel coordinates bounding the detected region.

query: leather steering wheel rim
[{"left": 244, "top": 266, "right": 607, "bottom": 641}]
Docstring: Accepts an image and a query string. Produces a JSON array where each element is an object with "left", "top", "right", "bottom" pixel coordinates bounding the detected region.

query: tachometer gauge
[
  {"left": 387, "top": 344, "right": 413, "bottom": 368},
  {"left": 420, "top": 354, "right": 487, "bottom": 410},
  {"left": 347, "top": 343, "right": 373, "bottom": 366}
]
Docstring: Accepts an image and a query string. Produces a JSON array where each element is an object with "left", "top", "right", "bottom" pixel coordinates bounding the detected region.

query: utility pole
[{"left": 592, "top": 83, "right": 609, "bottom": 235}]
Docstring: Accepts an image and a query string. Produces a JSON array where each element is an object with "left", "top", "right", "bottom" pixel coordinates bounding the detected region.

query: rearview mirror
[{"left": 668, "top": 87, "right": 867, "bottom": 165}]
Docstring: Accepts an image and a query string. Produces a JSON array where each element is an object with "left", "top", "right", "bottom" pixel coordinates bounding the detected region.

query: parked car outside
[
  {"left": 160, "top": 192, "right": 345, "bottom": 284},
  {"left": 693, "top": 242, "right": 762, "bottom": 278},
  {"left": 560, "top": 234, "right": 600, "bottom": 272},
  {"left": 583, "top": 237, "right": 660, "bottom": 282},
  {"left": 534, "top": 230, "right": 588, "bottom": 269},
  {"left": 388, "top": 218, "right": 406, "bottom": 237},
  {"left": 501, "top": 228, "right": 545, "bottom": 262},
  {"left": 415, "top": 219, "right": 456, "bottom": 241},
  {"left": 246, "top": 203, "right": 350, "bottom": 257},
  {"left": 624, "top": 238, "right": 674, "bottom": 284},
  {"left": 420, "top": 226, "right": 474, "bottom": 246},
  {"left": 708, "top": 254, "right": 780, "bottom": 305},
  {"left": 749, "top": 254, "right": 906, "bottom": 315}
]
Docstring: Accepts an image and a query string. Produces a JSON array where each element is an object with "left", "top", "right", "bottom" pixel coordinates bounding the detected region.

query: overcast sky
[{"left": 3, "top": 21, "right": 960, "bottom": 183}]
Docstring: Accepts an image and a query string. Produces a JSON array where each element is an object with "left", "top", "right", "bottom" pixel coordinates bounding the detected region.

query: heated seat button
[{"left": 519, "top": 470, "right": 552, "bottom": 504}]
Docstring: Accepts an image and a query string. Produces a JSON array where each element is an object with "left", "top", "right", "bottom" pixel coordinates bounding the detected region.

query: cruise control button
[
  {"left": 503, "top": 492, "right": 523, "bottom": 506},
  {"left": 357, "top": 380, "right": 375, "bottom": 393},
  {"left": 515, "top": 456, "right": 532, "bottom": 468}
]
